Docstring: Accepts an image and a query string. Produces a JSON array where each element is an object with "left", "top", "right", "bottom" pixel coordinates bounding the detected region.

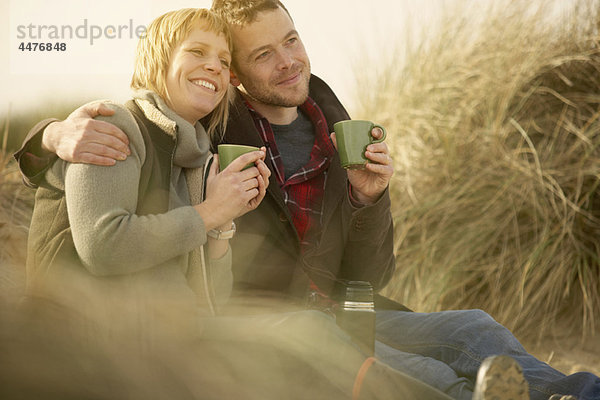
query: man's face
[{"left": 229, "top": 6, "right": 311, "bottom": 108}]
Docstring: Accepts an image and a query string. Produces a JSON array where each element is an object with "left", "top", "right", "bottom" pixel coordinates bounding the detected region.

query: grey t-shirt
[{"left": 271, "top": 111, "right": 316, "bottom": 180}]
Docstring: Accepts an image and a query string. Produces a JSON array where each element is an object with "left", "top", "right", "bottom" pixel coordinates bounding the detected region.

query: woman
[{"left": 25, "top": 8, "right": 270, "bottom": 342}]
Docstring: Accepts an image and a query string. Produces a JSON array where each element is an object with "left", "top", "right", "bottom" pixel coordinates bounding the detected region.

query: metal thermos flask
[{"left": 334, "top": 280, "right": 376, "bottom": 356}]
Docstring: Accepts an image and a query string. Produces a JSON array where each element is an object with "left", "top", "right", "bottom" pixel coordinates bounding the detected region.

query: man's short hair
[
  {"left": 131, "top": 8, "right": 232, "bottom": 136},
  {"left": 211, "top": 0, "right": 292, "bottom": 26}
]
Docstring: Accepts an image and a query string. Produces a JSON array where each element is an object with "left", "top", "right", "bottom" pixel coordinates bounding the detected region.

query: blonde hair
[{"left": 131, "top": 8, "right": 232, "bottom": 137}]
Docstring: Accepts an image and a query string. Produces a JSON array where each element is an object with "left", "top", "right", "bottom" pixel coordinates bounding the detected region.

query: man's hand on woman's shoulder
[{"left": 42, "top": 102, "right": 131, "bottom": 166}]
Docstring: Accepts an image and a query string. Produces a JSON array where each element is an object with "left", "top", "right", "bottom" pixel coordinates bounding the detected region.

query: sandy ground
[{"left": 525, "top": 330, "right": 600, "bottom": 377}]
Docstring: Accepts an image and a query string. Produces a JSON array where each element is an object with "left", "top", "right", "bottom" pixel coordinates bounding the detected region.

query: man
[{"left": 15, "top": 1, "right": 599, "bottom": 400}]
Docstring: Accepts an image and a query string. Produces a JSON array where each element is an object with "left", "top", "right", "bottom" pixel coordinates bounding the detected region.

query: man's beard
[{"left": 241, "top": 67, "right": 310, "bottom": 108}]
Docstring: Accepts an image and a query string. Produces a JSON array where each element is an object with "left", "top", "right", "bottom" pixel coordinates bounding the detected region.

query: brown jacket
[{"left": 222, "top": 75, "right": 395, "bottom": 299}]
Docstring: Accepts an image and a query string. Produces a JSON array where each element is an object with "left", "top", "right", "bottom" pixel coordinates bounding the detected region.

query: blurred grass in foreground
[{"left": 356, "top": 0, "right": 600, "bottom": 342}]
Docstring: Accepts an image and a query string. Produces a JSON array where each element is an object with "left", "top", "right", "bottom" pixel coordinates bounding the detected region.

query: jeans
[{"left": 375, "top": 309, "right": 600, "bottom": 400}]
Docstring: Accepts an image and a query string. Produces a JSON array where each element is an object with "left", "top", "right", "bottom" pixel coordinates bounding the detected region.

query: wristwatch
[{"left": 207, "top": 221, "right": 236, "bottom": 240}]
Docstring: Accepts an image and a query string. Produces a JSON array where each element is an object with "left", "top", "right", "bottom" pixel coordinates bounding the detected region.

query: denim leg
[
  {"left": 375, "top": 340, "right": 474, "bottom": 400},
  {"left": 376, "top": 309, "right": 600, "bottom": 400}
]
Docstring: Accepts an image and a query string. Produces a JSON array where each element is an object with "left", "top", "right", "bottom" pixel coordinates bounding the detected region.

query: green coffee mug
[
  {"left": 333, "top": 120, "right": 387, "bottom": 169},
  {"left": 218, "top": 144, "right": 260, "bottom": 171}
]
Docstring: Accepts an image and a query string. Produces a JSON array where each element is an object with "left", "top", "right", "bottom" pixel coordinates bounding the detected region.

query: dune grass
[
  {"left": 356, "top": 0, "right": 600, "bottom": 341},
  {"left": 0, "top": 110, "right": 35, "bottom": 302}
]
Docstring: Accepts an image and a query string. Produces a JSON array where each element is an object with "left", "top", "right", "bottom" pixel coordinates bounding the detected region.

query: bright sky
[{"left": 1, "top": 0, "right": 448, "bottom": 117}]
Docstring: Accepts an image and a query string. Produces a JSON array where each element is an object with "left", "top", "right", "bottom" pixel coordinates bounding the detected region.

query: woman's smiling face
[{"left": 164, "top": 26, "right": 231, "bottom": 125}]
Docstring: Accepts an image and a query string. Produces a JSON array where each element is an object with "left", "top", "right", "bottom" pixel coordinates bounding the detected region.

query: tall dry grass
[
  {"left": 358, "top": 0, "right": 600, "bottom": 341},
  {"left": 0, "top": 111, "right": 34, "bottom": 303}
]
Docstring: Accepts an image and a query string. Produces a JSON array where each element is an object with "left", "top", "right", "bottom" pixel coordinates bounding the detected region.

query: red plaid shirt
[{"left": 245, "top": 98, "right": 335, "bottom": 246}]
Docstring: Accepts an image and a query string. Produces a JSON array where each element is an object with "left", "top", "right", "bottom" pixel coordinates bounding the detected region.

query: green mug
[
  {"left": 333, "top": 120, "right": 387, "bottom": 169},
  {"left": 218, "top": 144, "right": 260, "bottom": 171}
]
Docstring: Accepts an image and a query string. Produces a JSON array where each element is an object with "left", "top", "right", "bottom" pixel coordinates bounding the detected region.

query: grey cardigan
[{"left": 26, "top": 91, "right": 232, "bottom": 338}]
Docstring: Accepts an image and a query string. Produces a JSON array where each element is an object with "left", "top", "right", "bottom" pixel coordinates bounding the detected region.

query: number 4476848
[{"left": 18, "top": 42, "right": 66, "bottom": 51}]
